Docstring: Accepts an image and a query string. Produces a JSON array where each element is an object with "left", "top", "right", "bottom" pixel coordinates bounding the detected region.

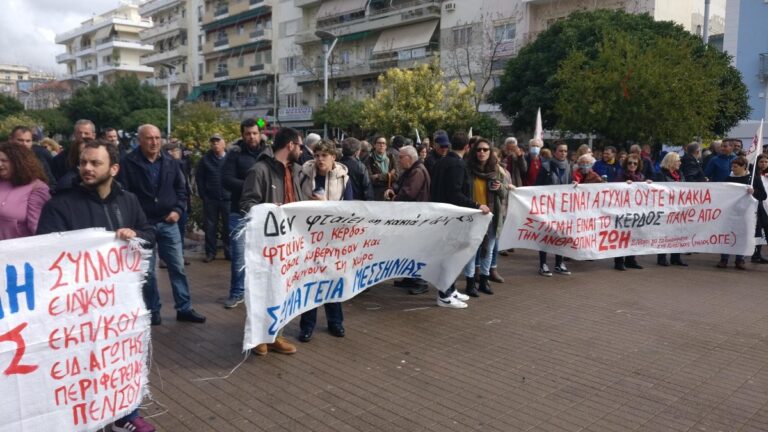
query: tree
[
  {"left": 471, "top": 113, "right": 502, "bottom": 144},
  {"left": 0, "top": 94, "right": 24, "bottom": 118},
  {"left": 61, "top": 75, "right": 166, "bottom": 131},
  {"left": 173, "top": 102, "right": 240, "bottom": 156},
  {"left": 361, "top": 62, "right": 476, "bottom": 139},
  {"left": 312, "top": 97, "right": 365, "bottom": 137},
  {"left": 490, "top": 9, "right": 750, "bottom": 139},
  {"left": 27, "top": 108, "right": 72, "bottom": 137},
  {"left": 123, "top": 108, "right": 167, "bottom": 133},
  {"left": 0, "top": 113, "right": 38, "bottom": 141},
  {"left": 555, "top": 33, "right": 722, "bottom": 144}
]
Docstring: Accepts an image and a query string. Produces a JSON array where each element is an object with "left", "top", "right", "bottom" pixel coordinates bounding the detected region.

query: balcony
[
  {"left": 55, "top": 17, "right": 152, "bottom": 43},
  {"left": 75, "top": 45, "right": 96, "bottom": 56},
  {"left": 56, "top": 52, "right": 76, "bottom": 63},
  {"left": 141, "top": 18, "right": 187, "bottom": 43},
  {"left": 760, "top": 53, "right": 768, "bottom": 81},
  {"left": 141, "top": 45, "right": 189, "bottom": 66},
  {"left": 96, "top": 38, "right": 155, "bottom": 52},
  {"left": 294, "top": 0, "right": 321, "bottom": 7},
  {"left": 214, "top": 70, "right": 229, "bottom": 79},
  {"left": 232, "top": 63, "right": 274, "bottom": 79},
  {"left": 97, "top": 63, "right": 154, "bottom": 74},
  {"left": 139, "top": 0, "right": 182, "bottom": 16},
  {"left": 214, "top": 37, "right": 229, "bottom": 47},
  {"left": 298, "top": 0, "right": 440, "bottom": 44},
  {"left": 250, "top": 0, "right": 264, "bottom": 6}
]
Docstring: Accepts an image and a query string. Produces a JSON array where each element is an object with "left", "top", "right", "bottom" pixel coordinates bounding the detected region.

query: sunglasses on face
[
  {"left": 627, "top": 161, "right": 638, "bottom": 165},
  {"left": 477, "top": 148, "right": 490, "bottom": 153}
]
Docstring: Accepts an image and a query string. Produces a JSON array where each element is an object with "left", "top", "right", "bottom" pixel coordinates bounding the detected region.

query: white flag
[
  {"left": 534, "top": 107, "right": 543, "bottom": 141},
  {"left": 415, "top": 128, "right": 421, "bottom": 144},
  {"left": 746, "top": 119, "right": 763, "bottom": 166}
]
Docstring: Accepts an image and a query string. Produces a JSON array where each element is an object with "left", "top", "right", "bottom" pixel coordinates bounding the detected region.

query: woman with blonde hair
[{"left": 655, "top": 152, "right": 687, "bottom": 266}]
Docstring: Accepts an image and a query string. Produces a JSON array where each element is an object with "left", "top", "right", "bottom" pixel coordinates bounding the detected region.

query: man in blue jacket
[
  {"left": 704, "top": 139, "right": 736, "bottom": 182},
  {"left": 119, "top": 124, "right": 206, "bottom": 326}
]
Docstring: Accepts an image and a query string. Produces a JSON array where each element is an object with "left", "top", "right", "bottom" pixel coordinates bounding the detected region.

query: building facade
[
  {"left": 139, "top": 0, "right": 204, "bottom": 100},
  {"left": 723, "top": 0, "right": 768, "bottom": 142},
  {"left": 55, "top": 2, "right": 155, "bottom": 85}
]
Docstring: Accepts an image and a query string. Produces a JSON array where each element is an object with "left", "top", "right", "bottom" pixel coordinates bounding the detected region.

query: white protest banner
[
  {"left": 498, "top": 182, "right": 757, "bottom": 259},
  {"left": 242, "top": 201, "right": 491, "bottom": 349},
  {"left": 0, "top": 229, "right": 151, "bottom": 432}
]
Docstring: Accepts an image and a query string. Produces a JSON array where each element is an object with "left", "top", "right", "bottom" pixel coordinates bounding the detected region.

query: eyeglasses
[
  {"left": 375, "top": 141, "right": 386, "bottom": 145},
  {"left": 477, "top": 148, "right": 491, "bottom": 153},
  {"left": 627, "top": 162, "right": 638, "bottom": 165}
]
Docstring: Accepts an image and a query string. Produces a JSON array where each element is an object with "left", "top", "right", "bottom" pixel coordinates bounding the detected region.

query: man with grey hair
[
  {"left": 680, "top": 142, "right": 706, "bottom": 182},
  {"left": 385, "top": 145, "right": 431, "bottom": 294},
  {"left": 119, "top": 124, "right": 206, "bottom": 326},
  {"left": 503, "top": 136, "right": 527, "bottom": 187},
  {"left": 51, "top": 119, "right": 96, "bottom": 182},
  {"left": 339, "top": 137, "right": 373, "bottom": 200},
  {"left": 299, "top": 132, "right": 321, "bottom": 165}
]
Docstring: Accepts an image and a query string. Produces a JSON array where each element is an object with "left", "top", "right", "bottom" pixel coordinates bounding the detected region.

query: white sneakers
[
  {"left": 437, "top": 295, "right": 468, "bottom": 309},
  {"left": 452, "top": 291, "right": 470, "bottom": 301},
  {"left": 539, "top": 263, "right": 553, "bottom": 277},
  {"left": 539, "top": 263, "right": 572, "bottom": 276}
]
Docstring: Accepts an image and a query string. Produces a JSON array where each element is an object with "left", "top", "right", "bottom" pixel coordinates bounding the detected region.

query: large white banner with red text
[
  {"left": 0, "top": 229, "right": 150, "bottom": 432},
  {"left": 498, "top": 182, "right": 757, "bottom": 259},
  {"left": 242, "top": 202, "right": 491, "bottom": 350}
]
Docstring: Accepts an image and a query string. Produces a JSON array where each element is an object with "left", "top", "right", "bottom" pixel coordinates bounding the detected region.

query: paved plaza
[{"left": 144, "top": 245, "right": 768, "bottom": 432}]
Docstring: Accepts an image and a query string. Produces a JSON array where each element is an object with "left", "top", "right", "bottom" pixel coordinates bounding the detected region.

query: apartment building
[
  {"left": 193, "top": 0, "right": 276, "bottom": 119},
  {"left": 284, "top": 0, "right": 440, "bottom": 128},
  {"left": 722, "top": 0, "right": 768, "bottom": 143},
  {"left": 55, "top": 2, "right": 155, "bottom": 85},
  {"left": 139, "top": 0, "right": 204, "bottom": 100}
]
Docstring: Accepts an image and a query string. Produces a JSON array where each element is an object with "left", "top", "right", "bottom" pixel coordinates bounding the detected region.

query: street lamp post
[
  {"left": 315, "top": 30, "right": 338, "bottom": 139},
  {"left": 162, "top": 63, "right": 176, "bottom": 140}
]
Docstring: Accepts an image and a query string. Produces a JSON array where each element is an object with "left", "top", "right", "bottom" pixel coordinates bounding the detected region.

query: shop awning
[
  {"left": 316, "top": 0, "right": 367, "bottom": 20},
  {"left": 372, "top": 20, "right": 438, "bottom": 54},
  {"left": 202, "top": 7, "right": 271, "bottom": 32}
]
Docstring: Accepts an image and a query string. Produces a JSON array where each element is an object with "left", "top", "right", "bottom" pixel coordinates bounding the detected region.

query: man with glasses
[{"left": 240, "top": 127, "right": 306, "bottom": 355}]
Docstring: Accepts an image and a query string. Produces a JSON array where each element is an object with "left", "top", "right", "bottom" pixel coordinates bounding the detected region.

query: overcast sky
[{"left": 0, "top": 0, "right": 122, "bottom": 75}]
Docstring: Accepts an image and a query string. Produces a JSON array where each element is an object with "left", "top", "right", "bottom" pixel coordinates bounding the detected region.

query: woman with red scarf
[{"left": 655, "top": 152, "right": 687, "bottom": 266}]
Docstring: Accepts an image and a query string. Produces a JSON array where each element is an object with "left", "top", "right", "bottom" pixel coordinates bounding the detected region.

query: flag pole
[{"left": 750, "top": 119, "right": 764, "bottom": 181}]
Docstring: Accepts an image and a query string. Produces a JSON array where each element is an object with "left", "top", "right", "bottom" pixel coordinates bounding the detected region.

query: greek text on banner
[
  {"left": 498, "top": 182, "right": 757, "bottom": 259},
  {"left": 242, "top": 201, "right": 491, "bottom": 350},
  {"left": 0, "top": 229, "right": 151, "bottom": 432}
]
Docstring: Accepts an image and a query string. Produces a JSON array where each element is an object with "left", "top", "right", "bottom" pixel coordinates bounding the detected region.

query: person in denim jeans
[
  {"left": 119, "top": 124, "right": 206, "bottom": 326},
  {"left": 222, "top": 118, "right": 264, "bottom": 308}
]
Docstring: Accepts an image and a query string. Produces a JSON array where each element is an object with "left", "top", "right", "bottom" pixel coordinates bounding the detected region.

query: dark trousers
[
  {"left": 300, "top": 303, "right": 343, "bottom": 333},
  {"left": 203, "top": 199, "right": 230, "bottom": 257}
]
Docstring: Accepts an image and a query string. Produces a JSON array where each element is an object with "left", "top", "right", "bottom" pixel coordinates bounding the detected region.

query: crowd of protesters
[{"left": 2, "top": 119, "right": 768, "bottom": 432}]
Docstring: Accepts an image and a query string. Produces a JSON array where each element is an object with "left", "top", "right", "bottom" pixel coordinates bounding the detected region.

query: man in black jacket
[
  {"left": 221, "top": 118, "right": 263, "bottom": 309},
  {"left": 430, "top": 131, "right": 490, "bottom": 309},
  {"left": 36, "top": 139, "right": 157, "bottom": 432},
  {"left": 339, "top": 137, "right": 373, "bottom": 200},
  {"left": 196, "top": 134, "right": 231, "bottom": 262},
  {"left": 119, "top": 124, "right": 205, "bottom": 326},
  {"left": 9, "top": 125, "right": 56, "bottom": 188}
]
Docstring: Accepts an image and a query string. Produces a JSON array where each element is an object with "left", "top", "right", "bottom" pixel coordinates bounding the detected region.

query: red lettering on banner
[
  {"left": 48, "top": 247, "right": 141, "bottom": 291},
  {"left": 598, "top": 230, "right": 631, "bottom": 251},
  {"left": 530, "top": 194, "right": 555, "bottom": 215},
  {"left": 262, "top": 236, "right": 305, "bottom": 265},
  {"left": 0, "top": 322, "right": 38, "bottom": 375}
]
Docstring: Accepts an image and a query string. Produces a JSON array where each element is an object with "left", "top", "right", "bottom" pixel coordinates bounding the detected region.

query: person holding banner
[
  {"left": 296, "top": 139, "right": 351, "bottom": 342},
  {"left": 535, "top": 141, "right": 573, "bottom": 277},
  {"left": 717, "top": 156, "right": 766, "bottom": 270},
  {"left": 752, "top": 154, "right": 768, "bottom": 263},
  {"left": 240, "top": 127, "right": 306, "bottom": 354},
  {"left": 385, "top": 145, "right": 432, "bottom": 294},
  {"left": 462, "top": 138, "right": 509, "bottom": 295},
  {"left": 614, "top": 154, "right": 650, "bottom": 271},
  {"left": 431, "top": 131, "right": 490, "bottom": 308},
  {"left": 655, "top": 152, "right": 689, "bottom": 267},
  {"left": 36, "top": 139, "right": 157, "bottom": 432},
  {"left": 0, "top": 142, "right": 51, "bottom": 240},
  {"left": 593, "top": 146, "right": 622, "bottom": 182}
]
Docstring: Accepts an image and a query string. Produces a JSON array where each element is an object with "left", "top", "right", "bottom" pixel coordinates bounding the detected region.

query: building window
[
  {"left": 285, "top": 92, "right": 299, "bottom": 108},
  {"left": 238, "top": 24, "right": 245, "bottom": 35},
  {"left": 217, "top": 62, "right": 227, "bottom": 72},
  {"left": 283, "top": 56, "right": 296, "bottom": 73},
  {"left": 397, "top": 50, "right": 412, "bottom": 61},
  {"left": 340, "top": 50, "right": 350, "bottom": 65},
  {"left": 494, "top": 23, "right": 516, "bottom": 42},
  {"left": 411, "top": 47, "right": 426, "bottom": 58},
  {"left": 238, "top": 56, "right": 245, "bottom": 68},
  {"left": 453, "top": 27, "right": 472, "bottom": 46},
  {"left": 197, "top": 5, "right": 203, "bottom": 22},
  {"left": 336, "top": 80, "right": 351, "bottom": 90},
  {"left": 198, "top": 63, "right": 203, "bottom": 81},
  {"left": 17, "top": 74, "right": 23, "bottom": 80}
]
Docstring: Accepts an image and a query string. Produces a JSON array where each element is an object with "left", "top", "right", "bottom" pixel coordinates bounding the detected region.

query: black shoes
[
  {"left": 465, "top": 277, "right": 479, "bottom": 297},
  {"left": 670, "top": 259, "right": 688, "bottom": 267},
  {"left": 151, "top": 311, "right": 162, "bottom": 326},
  {"left": 657, "top": 256, "right": 670, "bottom": 266},
  {"left": 625, "top": 260, "right": 643, "bottom": 269},
  {"left": 329, "top": 325, "right": 345, "bottom": 338},
  {"left": 298, "top": 330, "right": 313, "bottom": 343},
  {"left": 176, "top": 308, "right": 206, "bottom": 323},
  {"left": 477, "top": 275, "right": 493, "bottom": 295},
  {"left": 614, "top": 262, "right": 627, "bottom": 271}
]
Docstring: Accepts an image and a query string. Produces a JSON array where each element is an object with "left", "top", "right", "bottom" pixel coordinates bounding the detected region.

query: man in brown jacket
[{"left": 384, "top": 145, "right": 431, "bottom": 293}]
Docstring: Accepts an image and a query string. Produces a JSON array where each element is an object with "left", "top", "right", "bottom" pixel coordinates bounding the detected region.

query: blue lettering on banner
[
  {"left": 1, "top": 263, "right": 35, "bottom": 320},
  {"left": 265, "top": 278, "right": 346, "bottom": 335},
  {"left": 352, "top": 259, "right": 426, "bottom": 293}
]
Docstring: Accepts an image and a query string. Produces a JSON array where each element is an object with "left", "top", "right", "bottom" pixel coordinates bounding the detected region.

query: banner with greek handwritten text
[
  {"left": 0, "top": 229, "right": 150, "bottom": 432},
  {"left": 498, "top": 183, "right": 757, "bottom": 259},
  {"left": 243, "top": 202, "right": 491, "bottom": 350}
]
